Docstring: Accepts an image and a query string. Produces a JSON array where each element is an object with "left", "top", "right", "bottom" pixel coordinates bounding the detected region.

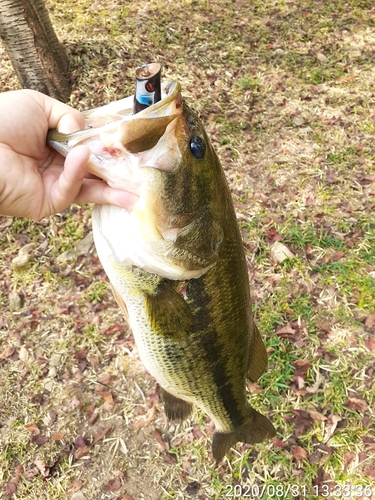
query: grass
[{"left": 1, "top": 0, "right": 375, "bottom": 498}]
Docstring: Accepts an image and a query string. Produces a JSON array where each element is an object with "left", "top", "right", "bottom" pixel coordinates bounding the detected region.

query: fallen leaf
[
  {"left": 345, "top": 397, "right": 368, "bottom": 411},
  {"left": 332, "top": 251, "right": 345, "bottom": 261},
  {"left": 205, "top": 419, "right": 215, "bottom": 437},
  {"left": 103, "top": 324, "right": 126, "bottom": 335},
  {"left": 343, "top": 451, "right": 356, "bottom": 472},
  {"left": 292, "top": 359, "right": 310, "bottom": 388},
  {"left": 133, "top": 406, "right": 156, "bottom": 429},
  {"left": 148, "top": 386, "right": 160, "bottom": 405},
  {"left": 74, "top": 445, "right": 91, "bottom": 459},
  {"left": 0, "top": 218, "right": 13, "bottom": 230},
  {"left": 291, "top": 409, "right": 313, "bottom": 436},
  {"left": 75, "top": 436, "right": 87, "bottom": 448},
  {"left": 273, "top": 437, "right": 288, "bottom": 448},
  {"left": 97, "top": 374, "right": 113, "bottom": 385},
  {"left": 75, "top": 349, "right": 87, "bottom": 360},
  {"left": 25, "top": 423, "right": 40, "bottom": 434},
  {"left": 265, "top": 228, "right": 281, "bottom": 243},
  {"left": 163, "top": 453, "right": 177, "bottom": 465},
  {"left": 18, "top": 346, "right": 29, "bottom": 363},
  {"left": 365, "top": 337, "right": 375, "bottom": 351},
  {"left": 292, "top": 359, "right": 310, "bottom": 368},
  {"left": 105, "top": 477, "right": 121, "bottom": 492},
  {"left": 49, "top": 409, "right": 57, "bottom": 424},
  {"left": 364, "top": 465, "right": 375, "bottom": 478},
  {"left": 32, "top": 434, "right": 49, "bottom": 446},
  {"left": 5, "top": 482, "right": 16, "bottom": 495},
  {"left": 0, "top": 345, "right": 15, "bottom": 359},
  {"left": 171, "top": 437, "right": 183, "bottom": 447},
  {"left": 87, "top": 406, "right": 99, "bottom": 426},
  {"left": 113, "top": 470, "right": 125, "bottom": 477},
  {"left": 365, "top": 313, "right": 375, "bottom": 328},
  {"left": 77, "top": 360, "right": 87, "bottom": 372},
  {"left": 316, "top": 443, "right": 332, "bottom": 464},
  {"left": 275, "top": 325, "right": 296, "bottom": 337},
  {"left": 98, "top": 391, "right": 115, "bottom": 411},
  {"left": 87, "top": 355, "right": 100, "bottom": 367},
  {"left": 308, "top": 451, "right": 321, "bottom": 464},
  {"left": 358, "top": 451, "right": 367, "bottom": 463},
  {"left": 23, "top": 467, "right": 39, "bottom": 480},
  {"left": 34, "top": 459, "right": 49, "bottom": 477},
  {"left": 92, "top": 426, "right": 111, "bottom": 444},
  {"left": 51, "top": 433, "right": 64, "bottom": 440},
  {"left": 35, "top": 355, "right": 49, "bottom": 365},
  {"left": 291, "top": 445, "right": 307, "bottom": 461},
  {"left": 362, "top": 436, "right": 375, "bottom": 449},
  {"left": 247, "top": 382, "right": 262, "bottom": 394},
  {"left": 153, "top": 428, "right": 169, "bottom": 452},
  {"left": 192, "top": 424, "right": 205, "bottom": 440},
  {"left": 308, "top": 409, "right": 327, "bottom": 422},
  {"left": 324, "top": 414, "right": 342, "bottom": 440},
  {"left": 317, "top": 323, "right": 332, "bottom": 334},
  {"left": 12, "top": 464, "right": 23, "bottom": 485},
  {"left": 70, "top": 478, "right": 83, "bottom": 492},
  {"left": 71, "top": 396, "right": 81, "bottom": 410}
]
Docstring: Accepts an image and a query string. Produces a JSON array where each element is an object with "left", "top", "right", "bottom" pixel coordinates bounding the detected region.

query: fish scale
[{"left": 48, "top": 79, "right": 276, "bottom": 461}]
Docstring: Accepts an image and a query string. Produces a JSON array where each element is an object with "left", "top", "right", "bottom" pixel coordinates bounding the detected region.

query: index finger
[{"left": 23, "top": 89, "right": 86, "bottom": 134}]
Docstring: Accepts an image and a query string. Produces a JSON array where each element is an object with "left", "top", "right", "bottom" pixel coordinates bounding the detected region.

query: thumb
[{"left": 50, "top": 145, "right": 91, "bottom": 212}]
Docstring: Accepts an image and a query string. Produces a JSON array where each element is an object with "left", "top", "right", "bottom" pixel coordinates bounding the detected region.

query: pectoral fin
[
  {"left": 247, "top": 323, "right": 268, "bottom": 382},
  {"left": 160, "top": 388, "right": 194, "bottom": 421},
  {"left": 111, "top": 285, "right": 129, "bottom": 323},
  {"left": 144, "top": 280, "right": 194, "bottom": 338}
]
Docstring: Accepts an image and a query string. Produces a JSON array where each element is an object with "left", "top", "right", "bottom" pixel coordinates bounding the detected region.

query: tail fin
[{"left": 211, "top": 409, "right": 276, "bottom": 462}]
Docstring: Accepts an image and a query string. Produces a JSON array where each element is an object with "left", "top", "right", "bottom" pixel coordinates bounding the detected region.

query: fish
[{"left": 47, "top": 79, "right": 276, "bottom": 461}]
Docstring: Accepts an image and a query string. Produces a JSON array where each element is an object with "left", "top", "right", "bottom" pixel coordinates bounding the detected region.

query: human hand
[{"left": 0, "top": 89, "right": 138, "bottom": 220}]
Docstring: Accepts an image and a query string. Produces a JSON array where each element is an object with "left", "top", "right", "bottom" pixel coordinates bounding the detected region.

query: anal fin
[
  {"left": 160, "top": 388, "right": 193, "bottom": 421},
  {"left": 247, "top": 323, "right": 268, "bottom": 382}
]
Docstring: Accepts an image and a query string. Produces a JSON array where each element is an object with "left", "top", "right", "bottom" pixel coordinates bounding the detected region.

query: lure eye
[
  {"left": 189, "top": 136, "right": 206, "bottom": 160},
  {"left": 145, "top": 82, "right": 155, "bottom": 92}
]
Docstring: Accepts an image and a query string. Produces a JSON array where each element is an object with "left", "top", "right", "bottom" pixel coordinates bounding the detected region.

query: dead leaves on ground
[
  {"left": 277, "top": 408, "right": 375, "bottom": 482},
  {"left": 73, "top": 426, "right": 111, "bottom": 459}
]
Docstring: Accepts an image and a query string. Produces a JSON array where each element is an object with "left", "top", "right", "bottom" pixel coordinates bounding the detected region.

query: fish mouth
[
  {"left": 103, "top": 81, "right": 183, "bottom": 155},
  {"left": 48, "top": 81, "right": 184, "bottom": 193}
]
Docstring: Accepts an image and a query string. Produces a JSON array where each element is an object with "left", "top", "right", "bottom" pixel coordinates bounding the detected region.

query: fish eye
[{"left": 189, "top": 136, "right": 206, "bottom": 160}]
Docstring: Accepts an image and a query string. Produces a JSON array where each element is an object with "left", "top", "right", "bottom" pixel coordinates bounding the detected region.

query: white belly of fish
[{"left": 92, "top": 203, "right": 209, "bottom": 281}]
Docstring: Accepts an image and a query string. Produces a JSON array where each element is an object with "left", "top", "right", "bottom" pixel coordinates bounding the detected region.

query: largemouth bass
[{"left": 48, "top": 80, "right": 276, "bottom": 461}]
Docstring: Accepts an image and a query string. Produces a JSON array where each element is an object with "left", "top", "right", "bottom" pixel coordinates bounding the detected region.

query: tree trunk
[{"left": 0, "top": 0, "right": 71, "bottom": 101}]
